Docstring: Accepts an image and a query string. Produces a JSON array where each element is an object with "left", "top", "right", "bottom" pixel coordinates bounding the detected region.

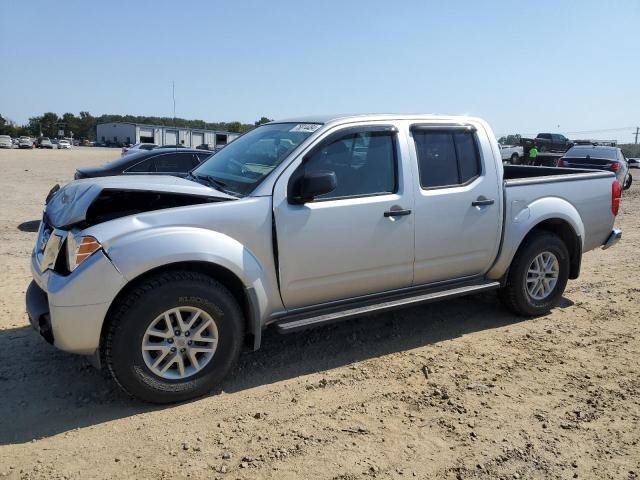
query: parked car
[
  {"left": 498, "top": 144, "right": 523, "bottom": 164},
  {"left": 74, "top": 148, "right": 212, "bottom": 179},
  {"left": 0, "top": 135, "right": 13, "bottom": 148},
  {"left": 628, "top": 158, "right": 639, "bottom": 170},
  {"left": 121, "top": 143, "right": 158, "bottom": 156},
  {"left": 154, "top": 144, "right": 187, "bottom": 150},
  {"left": 57, "top": 140, "right": 71, "bottom": 149},
  {"left": 38, "top": 137, "right": 54, "bottom": 149},
  {"left": 558, "top": 145, "right": 632, "bottom": 190},
  {"left": 521, "top": 133, "right": 574, "bottom": 154},
  {"left": 27, "top": 114, "right": 622, "bottom": 403},
  {"left": 18, "top": 136, "right": 33, "bottom": 148}
]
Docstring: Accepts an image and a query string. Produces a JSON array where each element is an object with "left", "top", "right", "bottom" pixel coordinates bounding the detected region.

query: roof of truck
[{"left": 272, "top": 113, "right": 478, "bottom": 125}]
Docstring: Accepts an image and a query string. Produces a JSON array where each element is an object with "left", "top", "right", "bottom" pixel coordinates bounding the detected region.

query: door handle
[
  {"left": 472, "top": 198, "right": 495, "bottom": 207},
  {"left": 384, "top": 209, "right": 412, "bottom": 217}
]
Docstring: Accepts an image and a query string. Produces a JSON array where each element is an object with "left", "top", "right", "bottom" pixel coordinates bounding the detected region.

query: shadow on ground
[{"left": 0, "top": 292, "right": 573, "bottom": 444}]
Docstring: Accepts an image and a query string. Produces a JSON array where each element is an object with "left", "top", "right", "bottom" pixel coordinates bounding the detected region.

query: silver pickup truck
[{"left": 26, "top": 114, "right": 622, "bottom": 403}]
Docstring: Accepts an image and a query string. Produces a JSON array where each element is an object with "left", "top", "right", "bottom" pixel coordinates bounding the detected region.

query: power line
[{"left": 564, "top": 126, "right": 635, "bottom": 135}]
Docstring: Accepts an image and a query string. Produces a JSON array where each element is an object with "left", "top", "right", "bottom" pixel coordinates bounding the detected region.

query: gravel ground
[{"left": 0, "top": 147, "right": 638, "bottom": 479}]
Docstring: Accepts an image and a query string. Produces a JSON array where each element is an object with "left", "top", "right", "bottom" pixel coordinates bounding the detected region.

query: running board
[{"left": 274, "top": 281, "right": 500, "bottom": 334}]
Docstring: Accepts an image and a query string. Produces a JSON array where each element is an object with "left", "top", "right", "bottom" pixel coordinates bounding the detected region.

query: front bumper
[
  {"left": 602, "top": 228, "right": 622, "bottom": 250},
  {"left": 27, "top": 246, "right": 127, "bottom": 355}
]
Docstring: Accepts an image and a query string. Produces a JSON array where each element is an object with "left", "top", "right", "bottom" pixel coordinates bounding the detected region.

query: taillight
[
  {"left": 557, "top": 159, "right": 567, "bottom": 167},
  {"left": 612, "top": 180, "right": 621, "bottom": 216},
  {"left": 609, "top": 162, "right": 620, "bottom": 171}
]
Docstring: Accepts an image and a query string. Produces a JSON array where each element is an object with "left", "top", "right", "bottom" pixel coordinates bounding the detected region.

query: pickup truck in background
[
  {"left": 521, "top": 133, "right": 574, "bottom": 154},
  {"left": 26, "top": 114, "right": 622, "bottom": 403},
  {"left": 498, "top": 144, "right": 524, "bottom": 164}
]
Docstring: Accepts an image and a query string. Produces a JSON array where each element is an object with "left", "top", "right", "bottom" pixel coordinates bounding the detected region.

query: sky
[{"left": 1, "top": 0, "right": 639, "bottom": 142}]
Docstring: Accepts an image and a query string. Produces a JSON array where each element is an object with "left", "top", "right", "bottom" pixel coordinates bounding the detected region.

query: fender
[
  {"left": 104, "top": 226, "right": 277, "bottom": 329},
  {"left": 487, "top": 196, "right": 584, "bottom": 280}
]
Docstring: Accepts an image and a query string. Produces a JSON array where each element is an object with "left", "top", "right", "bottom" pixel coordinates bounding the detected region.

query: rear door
[
  {"left": 410, "top": 124, "right": 502, "bottom": 285},
  {"left": 273, "top": 124, "right": 415, "bottom": 308}
]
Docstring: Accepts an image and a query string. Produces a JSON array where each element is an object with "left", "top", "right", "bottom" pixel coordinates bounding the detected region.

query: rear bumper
[{"left": 602, "top": 228, "right": 622, "bottom": 250}]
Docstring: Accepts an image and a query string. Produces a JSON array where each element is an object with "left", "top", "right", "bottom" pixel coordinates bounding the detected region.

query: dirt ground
[{"left": 0, "top": 147, "right": 638, "bottom": 480}]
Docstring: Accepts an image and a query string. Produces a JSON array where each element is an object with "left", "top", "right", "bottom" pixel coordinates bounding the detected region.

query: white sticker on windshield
[{"left": 289, "top": 123, "right": 322, "bottom": 133}]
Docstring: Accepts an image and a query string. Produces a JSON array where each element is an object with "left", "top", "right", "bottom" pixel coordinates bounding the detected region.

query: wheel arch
[
  {"left": 521, "top": 218, "right": 582, "bottom": 279},
  {"left": 99, "top": 260, "right": 263, "bottom": 359},
  {"left": 488, "top": 197, "right": 585, "bottom": 282}
]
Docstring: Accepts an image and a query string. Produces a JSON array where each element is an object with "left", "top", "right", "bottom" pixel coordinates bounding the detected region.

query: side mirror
[{"left": 290, "top": 170, "right": 337, "bottom": 204}]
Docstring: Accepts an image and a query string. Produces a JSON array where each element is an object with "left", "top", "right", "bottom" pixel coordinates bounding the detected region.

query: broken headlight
[{"left": 66, "top": 234, "right": 102, "bottom": 272}]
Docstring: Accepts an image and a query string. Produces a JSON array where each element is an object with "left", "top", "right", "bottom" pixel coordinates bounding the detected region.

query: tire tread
[{"left": 102, "top": 270, "right": 243, "bottom": 402}]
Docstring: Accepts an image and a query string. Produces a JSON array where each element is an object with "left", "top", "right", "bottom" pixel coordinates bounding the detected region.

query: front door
[{"left": 273, "top": 125, "right": 415, "bottom": 309}]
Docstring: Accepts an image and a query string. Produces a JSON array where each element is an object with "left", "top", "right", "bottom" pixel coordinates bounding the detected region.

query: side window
[
  {"left": 454, "top": 132, "right": 481, "bottom": 183},
  {"left": 300, "top": 129, "right": 397, "bottom": 200},
  {"left": 127, "top": 157, "right": 156, "bottom": 173},
  {"left": 195, "top": 153, "right": 211, "bottom": 164},
  {"left": 412, "top": 130, "right": 481, "bottom": 188},
  {"left": 155, "top": 153, "right": 196, "bottom": 172}
]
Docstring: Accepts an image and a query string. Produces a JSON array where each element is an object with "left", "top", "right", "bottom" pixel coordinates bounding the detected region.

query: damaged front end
[
  {"left": 37, "top": 177, "right": 233, "bottom": 275},
  {"left": 45, "top": 177, "right": 234, "bottom": 229}
]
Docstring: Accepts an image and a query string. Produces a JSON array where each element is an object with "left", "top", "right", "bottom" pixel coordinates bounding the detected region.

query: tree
[
  {"left": 61, "top": 112, "right": 78, "bottom": 137},
  {"left": 77, "top": 111, "right": 96, "bottom": 140},
  {"left": 254, "top": 116, "right": 273, "bottom": 126},
  {"left": 225, "top": 121, "right": 242, "bottom": 133}
]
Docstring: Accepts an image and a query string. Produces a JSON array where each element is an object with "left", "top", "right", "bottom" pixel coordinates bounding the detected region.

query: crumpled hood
[{"left": 45, "top": 175, "right": 235, "bottom": 228}]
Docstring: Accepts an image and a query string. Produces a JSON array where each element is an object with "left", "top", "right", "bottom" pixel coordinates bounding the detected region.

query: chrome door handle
[
  {"left": 384, "top": 209, "right": 412, "bottom": 217},
  {"left": 471, "top": 198, "right": 495, "bottom": 207}
]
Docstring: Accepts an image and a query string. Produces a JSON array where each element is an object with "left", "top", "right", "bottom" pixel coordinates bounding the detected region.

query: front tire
[
  {"left": 510, "top": 153, "right": 520, "bottom": 165},
  {"left": 499, "top": 232, "right": 570, "bottom": 316},
  {"left": 103, "top": 271, "right": 244, "bottom": 403}
]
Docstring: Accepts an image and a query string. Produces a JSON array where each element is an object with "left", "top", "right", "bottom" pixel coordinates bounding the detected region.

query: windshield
[{"left": 192, "top": 122, "right": 321, "bottom": 195}]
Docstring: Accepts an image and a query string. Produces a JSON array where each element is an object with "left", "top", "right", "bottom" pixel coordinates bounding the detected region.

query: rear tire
[
  {"left": 624, "top": 174, "right": 632, "bottom": 190},
  {"left": 103, "top": 271, "right": 244, "bottom": 403},
  {"left": 499, "top": 232, "right": 570, "bottom": 316},
  {"left": 510, "top": 153, "right": 520, "bottom": 165}
]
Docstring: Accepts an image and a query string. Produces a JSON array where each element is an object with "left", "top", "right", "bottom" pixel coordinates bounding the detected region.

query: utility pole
[{"left": 635, "top": 126, "right": 639, "bottom": 144}]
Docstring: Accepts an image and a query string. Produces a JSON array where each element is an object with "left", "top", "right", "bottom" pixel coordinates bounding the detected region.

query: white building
[{"left": 96, "top": 122, "right": 240, "bottom": 148}]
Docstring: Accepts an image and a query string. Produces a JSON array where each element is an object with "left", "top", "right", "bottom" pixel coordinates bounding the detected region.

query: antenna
[{"left": 172, "top": 80, "right": 176, "bottom": 127}]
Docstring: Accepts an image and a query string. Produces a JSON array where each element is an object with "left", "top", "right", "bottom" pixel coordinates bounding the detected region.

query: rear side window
[
  {"left": 195, "top": 152, "right": 212, "bottom": 163},
  {"left": 128, "top": 157, "right": 156, "bottom": 172},
  {"left": 155, "top": 153, "right": 197, "bottom": 172},
  {"left": 412, "top": 129, "right": 481, "bottom": 188}
]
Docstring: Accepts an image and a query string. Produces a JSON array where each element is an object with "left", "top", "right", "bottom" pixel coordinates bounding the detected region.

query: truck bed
[{"left": 503, "top": 165, "right": 613, "bottom": 184}]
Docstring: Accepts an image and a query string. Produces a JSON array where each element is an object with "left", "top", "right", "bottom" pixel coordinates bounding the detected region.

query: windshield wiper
[{"left": 190, "top": 173, "right": 241, "bottom": 197}]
